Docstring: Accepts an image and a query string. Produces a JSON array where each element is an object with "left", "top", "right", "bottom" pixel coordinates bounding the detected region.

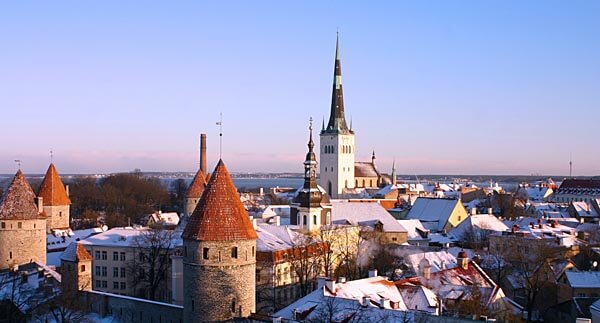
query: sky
[{"left": 0, "top": 1, "right": 599, "bottom": 176}]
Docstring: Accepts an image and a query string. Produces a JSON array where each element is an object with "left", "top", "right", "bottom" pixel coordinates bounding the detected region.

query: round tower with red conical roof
[
  {"left": 38, "top": 163, "right": 71, "bottom": 232},
  {"left": 182, "top": 159, "right": 257, "bottom": 322},
  {"left": 0, "top": 170, "right": 47, "bottom": 269}
]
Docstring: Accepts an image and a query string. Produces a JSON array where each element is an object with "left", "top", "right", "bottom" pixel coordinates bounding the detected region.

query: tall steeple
[
  {"left": 323, "top": 33, "right": 351, "bottom": 134},
  {"left": 296, "top": 118, "right": 322, "bottom": 208}
]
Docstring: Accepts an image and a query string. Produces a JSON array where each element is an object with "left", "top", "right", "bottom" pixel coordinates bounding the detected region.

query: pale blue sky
[{"left": 1, "top": 1, "right": 599, "bottom": 175}]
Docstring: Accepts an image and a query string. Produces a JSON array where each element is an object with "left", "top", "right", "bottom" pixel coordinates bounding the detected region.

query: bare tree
[
  {"left": 289, "top": 233, "right": 325, "bottom": 297},
  {"left": 128, "top": 226, "right": 177, "bottom": 301}
]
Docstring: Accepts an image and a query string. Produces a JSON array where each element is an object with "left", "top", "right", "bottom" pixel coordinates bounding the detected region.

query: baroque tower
[
  {"left": 291, "top": 119, "right": 331, "bottom": 231},
  {"left": 320, "top": 34, "right": 355, "bottom": 198},
  {"left": 182, "top": 160, "right": 257, "bottom": 322},
  {"left": 38, "top": 163, "right": 71, "bottom": 232},
  {"left": 0, "top": 170, "right": 47, "bottom": 269}
]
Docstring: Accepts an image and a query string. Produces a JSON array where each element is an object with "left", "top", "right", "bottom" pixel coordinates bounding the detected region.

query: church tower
[
  {"left": 38, "top": 163, "right": 71, "bottom": 232},
  {"left": 291, "top": 119, "right": 330, "bottom": 231},
  {"left": 0, "top": 170, "right": 47, "bottom": 269},
  {"left": 182, "top": 160, "right": 257, "bottom": 322},
  {"left": 320, "top": 34, "right": 355, "bottom": 198}
]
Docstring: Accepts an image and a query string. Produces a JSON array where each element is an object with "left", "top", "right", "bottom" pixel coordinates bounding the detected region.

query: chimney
[
  {"left": 200, "top": 133, "right": 207, "bottom": 173},
  {"left": 65, "top": 185, "right": 70, "bottom": 197},
  {"left": 338, "top": 276, "right": 346, "bottom": 283},
  {"left": 368, "top": 269, "right": 378, "bottom": 278},
  {"left": 471, "top": 208, "right": 477, "bottom": 215},
  {"left": 252, "top": 218, "right": 258, "bottom": 230},
  {"left": 457, "top": 250, "right": 469, "bottom": 269},
  {"left": 379, "top": 297, "right": 388, "bottom": 308},
  {"left": 274, "top": 215, "right": 281, "bottom": 226},
  {"left": 361, "top": 296, "right": 370, "bottom": 307},
  {"left": 488, "top": 208, "right": 493, "bottom": 215},
  {"left": 325, "top": 279, "right": 335, "bottom": 292},
  {"left": 37, "top": 197, "right": 43, "bottom": 213}
]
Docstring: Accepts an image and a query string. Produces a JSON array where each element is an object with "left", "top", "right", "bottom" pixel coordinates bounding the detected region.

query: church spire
[
  {"left": 323, "top": 33, "right": 351, "bottom": 134},
  {"left": 303, "top": 118, "right": 318, "bottom": 190}
]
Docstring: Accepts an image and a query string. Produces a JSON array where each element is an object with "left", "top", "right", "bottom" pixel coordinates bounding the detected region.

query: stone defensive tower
[
  {"left": 60, "top": 242, "right": 92, "bottom": 293},
  {"left": 184, "top": 134, "right": 209, "bottom": 217},
  {"left": 0, "top": 170, "right": 47, "bottom": 270},
  {"left": 320, "top": 33, "right": 355, "bottom": 198},
  {"left": 182, "top": 159, "right": 257, "bottom": 322},
  {"left": 38, "top": 163, "right": 71, "bottom": 232}
]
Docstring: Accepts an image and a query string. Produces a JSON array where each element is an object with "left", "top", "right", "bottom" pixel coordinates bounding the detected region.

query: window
[
  {"left": 113, "top": 252, "right": 119, "bottom": 261},
  {"left": 80, "top": 265, "right": 86, "bottom": 272},
  {"left": 113, "top": 267, "right": 119, "bottom": 277},
  {"left": 1, "top": 222, "right": 4, "bottom": 229},
  {"left": 303, "top": 215, "right": 307, "bottom": 226},
  {"left": 101, "top": 251, "right": 107, "bottom": 260},
  {"left": 120, "top": 282, "right": 126, "bottom": 290},
  {"left": 231, "top": 299, "right": 236, "bottom": 313},
  {"left": 9, "top": 251, "right": 12, "bottom": 259},
  {"left": 203, "top": 248, "right": 209, "bottom": 260},
  {"left": 102, "top": 281, "right": 107, "bottom": 288},
  {"left": 252, "top": 246, "right": 255, "bottom": 257},
  {"left": 458, "top": 216, "right": 461, "bottom": 221},
  {"left": 313, "top": 215, "right": 317, "bottom": 225},
  {"left": 17, "top": 222, "right": 22, "bottom": 229},
  {"left": 101, "top": 266, "right": 107, "bottom": 277},
  {"left": 95, "top": 251, "right": 100, "bottom": 260},
  {"left": 96, "top": 266, "right": 100, "bottom": 275},
  {"left": 113, "top": 282, "right": 119, "bottom": 289},
  {"left": 231, "top": 247, "right": 238, "bottom": 259},
  {"left": 121, "top": 267, "right": 126, "bottom": 278},
  {"left": 120, "top": 252, "right": 126, "bottom": 261},
  {"left": 95, "top": 280, "right": 101, "bottom": 288}
]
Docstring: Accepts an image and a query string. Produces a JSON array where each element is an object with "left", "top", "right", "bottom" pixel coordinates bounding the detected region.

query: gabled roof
[
  {"left": 331, "top": 200, "right": 407, "bottom": 233},
  {"left": 565, "top": 271, "right": 600, "bottom": 288},
  {"left": 182, "top": 160, "right": 257, "bottom": 241},
  {"left": 449, "top": 214, "right": 509, "bottom": 240},
  {"left": 355, "top": 162, "right": 379, "bottom": 178},
  {"left": 60, "top": 242, "right": 92, "bottom": 262},
  {"left": 0, "top": 170, "right": 45, "bottom": 220},
  {"left": 407, "top": 197, "right": 462, "bottom": 232},
  {"left": 38, "top": 163, "right": 71, "bottom": 206},
  {"left": 185, "top": 169, "right": 207, "bottom": 198}
]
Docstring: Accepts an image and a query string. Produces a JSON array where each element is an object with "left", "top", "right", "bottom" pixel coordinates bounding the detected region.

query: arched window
[
  {"left": 355, "top": 180, "right": 358, "bottom": 187},
  {"left": 313, "top": 215, "right": 317, "bottom": 225},
  {"left": 231, "top": 299, "right": 236, "bottom": 313},
  {"left": 328, "top": 182, "right": 332, "bottom": 196},
  {"left": 362, "top": 180, "right": 366, "bottom": 187},
  {"left": 303, "top": 215, "right": 307, "bottom": 226}
]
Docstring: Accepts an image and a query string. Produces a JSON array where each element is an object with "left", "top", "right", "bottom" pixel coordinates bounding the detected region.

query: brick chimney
[{"left": 200, "top": 133, "right": 207, "bottom": 174}]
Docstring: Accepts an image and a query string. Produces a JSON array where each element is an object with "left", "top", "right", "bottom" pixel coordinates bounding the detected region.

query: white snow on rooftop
[
  {"left": 331, "top": 200, "right": 407, "bottom": 233},
  {"left": 566, "top": 271, "right": 600, "bottom": 288}
]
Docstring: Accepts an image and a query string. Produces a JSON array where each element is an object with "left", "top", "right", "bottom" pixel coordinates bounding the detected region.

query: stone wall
[
  {"left": 183, "top": 239, "right": 256, "bottom": 322},
  {"left": 43, "top": 204, "right": 70, "bottom": 232},
  {"left": 84, "top": 290, "right": 183, "bottom": 323},
  {"left": 0, "top": 218, "right": 46, "bottom": 270}
]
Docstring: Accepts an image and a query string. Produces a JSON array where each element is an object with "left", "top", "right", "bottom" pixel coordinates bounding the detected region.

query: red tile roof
[
  {"left": 61, "top": 242, "right": 93, "bottom": 262},
  {"left": 183, "top": 160, "right": 257, "bottom": 241},
  {"left": 0, "top": 170, "right": 45, "bottom": 220},
  {"left": 38, "top": 163, "right": 71, "bottom": 206},
  {"left": 185, "top": 169, "right": 207, "bottom": 198}
]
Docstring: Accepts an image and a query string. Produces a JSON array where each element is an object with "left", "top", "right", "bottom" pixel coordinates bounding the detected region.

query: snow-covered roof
[
  {"left": 407, "top": 197, "right": 462, "bottom": 232},
  {"left": 79, "top": 226, "right": 182, "bottom": 248},
  {"left": 47, "top": 226, "right": 108, "bottom": 252},
  {"left": 0, "top": 262, "right": 61, "bottom": 313},
  {"left": 449, "top": 214, "right": 508, "bottom": 241},
  {"left": 148, "top": 211, "right": 180, "bottom": 226},
  {"left": 331, "top": 200, "right": 407, "bottom": 233},
  {"left": 397, "top": 219, "right": 429, "bottom": 241},
  {"left": 403, "top": 250, "right": 458, "bottom": 273},
  {"left": 275, "top": 277, "right": 423, "bottom": 322},
  {"left": 397, "top": 283, "right": 438, "bottom": 312},
  {"left": 571, "top": 201, "right": 599, "bottom": 219},
  {"left": 255, "top": 223, "right": 306, "bottom": 252},
  {"left": 566, "top": 271, "right": 600, "bottom": 288}
]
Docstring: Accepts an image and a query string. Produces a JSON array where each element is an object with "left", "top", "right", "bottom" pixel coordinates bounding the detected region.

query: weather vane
[
  {"left": 14, "top": 159, "right": 21, "bottom": 170},
  {"left": 50, "top": 148, "right": 54, "bottom": 163},
  {"left": 216, "top": 112, "right": 223, "bottom": 159}
]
